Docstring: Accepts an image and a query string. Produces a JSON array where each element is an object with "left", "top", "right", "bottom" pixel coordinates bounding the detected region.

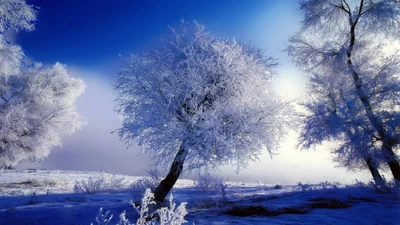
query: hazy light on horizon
[
  {"left": 19, "top": 67, "right": 372, "bottom": 185},
  {"left": 18, "top": 0, "right": 374, "bottom": 184}
]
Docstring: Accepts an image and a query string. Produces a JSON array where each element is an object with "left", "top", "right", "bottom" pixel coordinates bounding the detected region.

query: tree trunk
[
  {"left": 387, "top": 160, "right": 400, "bottom": 182},
  {"left": 364, "top": 157, "right": 384, "bottom": 185},
  {"left": 382, "top": 144, "right": 400, "bottom": 182},
  {"left": 345, "top": 15, "right": 400, "bottom": 183},
  {"left": 154, "top": 145, "right": 186, "bottom": 202}
]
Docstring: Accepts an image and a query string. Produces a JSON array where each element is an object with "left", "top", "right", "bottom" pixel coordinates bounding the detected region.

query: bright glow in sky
[{"left": 19, "top": 0, "right": 373, "bottom": 184}]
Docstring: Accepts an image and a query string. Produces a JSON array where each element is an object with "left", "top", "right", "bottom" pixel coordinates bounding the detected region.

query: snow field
[{"left": 0, "top": 169, "right": 399, "bottom": 225}]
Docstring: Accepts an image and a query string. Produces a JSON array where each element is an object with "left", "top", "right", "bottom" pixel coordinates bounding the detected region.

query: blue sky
[
  {"left": 20, "top": 0, "right": 297, "bottom": 76},
  {"left": 18, "top": 0, "right": 372, "bottom": 183}
]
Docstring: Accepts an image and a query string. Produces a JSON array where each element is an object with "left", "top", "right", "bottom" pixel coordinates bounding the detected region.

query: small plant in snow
[
  {"left": 25, "top": 192, "right": 39, "bottom": 205},
  {"left": 194, "top": 172, "right": 227, "bottom": 198},
  {"left": 155, "top": 195, "right": 188, "bottom": 225},
  {"left": 74, "top": 175, "right": 126, "bottom": 194},
  {"left": 133, "top": 189, "right": 188, "bottom": 225},
  {"left": 345, "top": 179, "right": 399, "bottom": 195},
  {"left": 91, "top": 208, "right": 113, "bottom": 225},
  {"left": 295, "top": 181, "right": 341, "bottom": 192},
  {"left": 133, "top": 188, "right": 157, "bottom": 225},
  {"left": 130, "top": 178, "right": 159, "bottom": 199},
  {"left": 347, "top": 179, "right": 368, "bottom": 189},
  {"left": 192, "top": 173, "right": 229, "bottom": 209},
  {"left": 74, "top": 176, "right": 106, "bottom": 194},
  {"left": 296, "top": 182, "right": 313, "bottom": 192},
  {"left": 116, "top": 211, "right": 131, "bottom": 225},
  {"left": 369, "top": 179, "right": 398, "bottom": 194},
  {"left": 317, "top": 181, "right": 340, "bottom": 190},
  {"left": 131, "top": 169, "right": 162, "bottom": 199},
  {"left": 108, "top": 176, "right": 128, "bottom": 190},
  {"left": 91, "top": 189, "right": 188, "bottom": 225}
]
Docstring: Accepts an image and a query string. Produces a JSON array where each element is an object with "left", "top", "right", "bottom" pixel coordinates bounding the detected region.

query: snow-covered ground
[{"left": 0, "top": 169, "right": 399, "bottom": 225}]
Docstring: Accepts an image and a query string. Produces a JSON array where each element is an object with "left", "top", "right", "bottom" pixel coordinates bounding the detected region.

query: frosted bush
[
  {"left": 295, "top": 182, "right": 313, "bottom": 192},
  {"left": 347, "top": 179, "right": 399, "bottom": 195},
  {"left": 91, "top": 189, "right": 189, "bottom": 225},
  {"left": 194, "top": 173, "right": 227, "bottom": 197},
  {"left": 133, "top": 188, "right": 157, "bottom": 225},
  {"left": 347, "top": 179, "right": 368, "bottom": 189},
  {"left": 130, "top": 178, "right": 159, "bottom": 199},
  {"left": 74, "top": 176, "right": 106, "bottom": 194},
  {"left": 91, "top": 208, "right": 113, "bottom": 225},
  {"left": 133, "top": 189, "right": 188, "bottom": 225},
  {"left": 131, "top": 169, "right": 161, "bottom": 198},
  {"left": 108, "top": 176, "right": 128, "bottom": 190},
  {"left": 153, "top": 194, "right": 188, "bottom": 225},
  {"left": 74, "top": 175, "right": 126, "bottom": 194},
  {"left": 317, "top": 181, "right": 340, "bottom": 190},
  {"left": 116, "top": 211, "right": 131, "bottom": 225}
]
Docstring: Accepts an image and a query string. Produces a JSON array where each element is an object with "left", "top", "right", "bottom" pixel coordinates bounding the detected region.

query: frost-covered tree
[
  {"left": 0, "top": 0, "right": 85, "bottom": 168},
  {"left": 0, "top": 0, "right": 36, "bottom": 80},
  {"left": 288, "top": 0, "right": 400, "bottom": 183},
  {"left": 115, "top": 22, "right": 292, "bottom": 201}
]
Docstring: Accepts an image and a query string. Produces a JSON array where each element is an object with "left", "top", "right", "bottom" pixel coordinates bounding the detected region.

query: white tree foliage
[
  {"left": 115, "top": 22, "right": 292, "bottom": 172},
  {"left": 288, "top": 0, "right": 400, "bottom": 172},
  {"left": 0, "top": 35, "right": 23, "bottom": 79},
  {"left": 0, "top": 0, "right": 37, "bottom": 33},
  {"left": 0, "top": 0, "right": 85, "bottom": 168}
]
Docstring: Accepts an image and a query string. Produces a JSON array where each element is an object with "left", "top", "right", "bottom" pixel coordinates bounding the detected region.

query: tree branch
[{"left": 330, "top": 0, "right": 350, "bottom": 14}]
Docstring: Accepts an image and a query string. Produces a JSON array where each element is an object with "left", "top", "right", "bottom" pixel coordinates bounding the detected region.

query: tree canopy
[
  {"left": 115, "top": 22, "right": 293, "bottom": 201},
  {"left": 0, "top": 0, "right": 85, "bottom": 168},
  {"left": 288, "top": 0, "right": 400, "bottom": 183},
  {"left": 115, "top": 22, "right": 293, "bottom": 171}
]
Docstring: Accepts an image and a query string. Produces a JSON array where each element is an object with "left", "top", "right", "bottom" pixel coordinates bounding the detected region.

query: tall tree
[
  {"left": 115, "top": 22, "right": 293, "bottom": 201},
  {"left": 288, "top": 0, "right": 400, "bottom": 183},
  {"left": 0, "top": 0, "right": 85, "bottom": 168}
]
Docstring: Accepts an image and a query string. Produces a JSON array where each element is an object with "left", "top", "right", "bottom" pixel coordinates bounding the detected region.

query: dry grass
[{"left": 0, "top": 178, "right": 57, "bottom": 188}]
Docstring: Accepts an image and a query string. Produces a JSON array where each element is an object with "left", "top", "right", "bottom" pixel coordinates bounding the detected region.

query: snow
[{"left": 0, "top": 169, "right": 399, "bottom": 225}]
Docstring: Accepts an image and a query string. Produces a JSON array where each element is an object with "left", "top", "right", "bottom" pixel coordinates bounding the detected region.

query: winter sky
[{"left": 18, "top": 0, "right": 372, "bottom": 184}]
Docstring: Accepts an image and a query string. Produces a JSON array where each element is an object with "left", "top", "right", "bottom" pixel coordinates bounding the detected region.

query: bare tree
[
  {"left": 114, "top": 22, "right": 293, "bottom": 201},
  {"left": 288, "top": 0, "right": 400, "bottom": 183}
]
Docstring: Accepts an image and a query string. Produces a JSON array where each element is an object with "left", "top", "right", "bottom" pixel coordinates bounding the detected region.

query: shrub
[
  {"left": 317, "top": 181, "right": 340, "bottom": 190},
  {"left": 91, "top": 208, "right": 113, "bottom": 225},
  {"left": 108, "top": 176, "right": 128, "bottom": 190},
  {"left": 91, "top": 189, "right": 189, "bottom": 225},
  {"left": 295, "top": 182, "right": 313, "bottom": 192},
  {"left": 347, "top": 179, "right": 400, "bottom": 196},
  {"left": 194, "top": 172, "right": 227, "bottom": 197},
  {"left": 74, "top": 176, "right": 106, "bottom": 194},
  {"left": 130, "top": 169, "right": 162, "bottom": 199},
  {"left": 130, "top": 178, "right": 159, "bottom": 198},
  {"left": 74, "top": 175, "right": 126, "bottom": 194}
]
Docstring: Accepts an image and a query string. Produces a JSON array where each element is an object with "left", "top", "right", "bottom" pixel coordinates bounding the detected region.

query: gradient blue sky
[
  {"left": 20, "top": 0, "right": 297, "bottom": 76},
  {"left": 18, "top": 0, "right": 372, "bottom": 184}
]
